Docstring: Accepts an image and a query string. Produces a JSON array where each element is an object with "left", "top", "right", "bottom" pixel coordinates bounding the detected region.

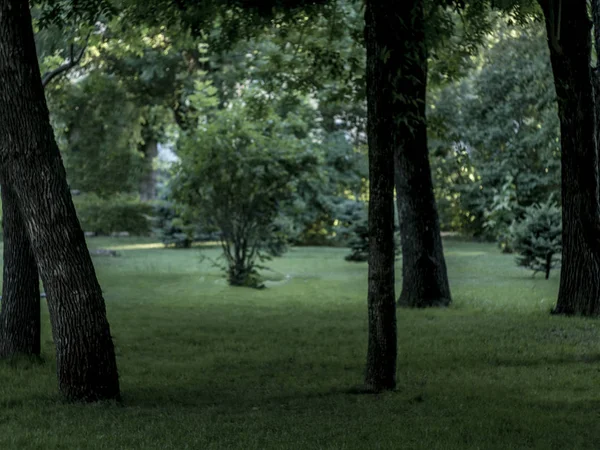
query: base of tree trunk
[
  {"left": 397, "top": 295, "right": 451, "bottom": 309},
  {"left": 363, "top": 378, "right": 396, "bottom": 393},
  {"left": 396, "top": 255, "right": 452, "bottom": 308},
  {"left": 550, "top": 305, "right": 576, "bottom": 316}
]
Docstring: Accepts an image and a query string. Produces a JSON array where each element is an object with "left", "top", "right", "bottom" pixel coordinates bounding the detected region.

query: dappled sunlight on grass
[
  {"left": 103, "top": 242, "right": 165, "bottom": 251},
  {"left": 444, "top": 250, "right": 488, "bottom": 257}
]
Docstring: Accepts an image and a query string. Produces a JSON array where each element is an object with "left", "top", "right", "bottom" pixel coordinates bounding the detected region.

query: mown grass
[{"left": 1, "top": 238, "right": 600, "bottom": 449}]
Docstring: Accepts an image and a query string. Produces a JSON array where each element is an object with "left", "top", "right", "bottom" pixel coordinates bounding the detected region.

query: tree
[
  {"left": 0, "top": 0, "right": 120, "bottom": 401},
  {"left": 363, "top": 0, "right": 398, "bottom": 392},
  {"left": 428, "top": 20, "right": 560, "bottom": 244},
  {"left": 537, "top": 0, "right": 600, "bottom": 315},
  {"left": 51, "top": 72, "right": 146, "bottom": 197},
  {"left": 511, "top": 197, "right": 561, "bottom": 279},
  {"left": 394, "top": 0, "right": 452, "bottom": 308},
  {"left": 0, "top": 15, "right": 96, "bottom": 359}
]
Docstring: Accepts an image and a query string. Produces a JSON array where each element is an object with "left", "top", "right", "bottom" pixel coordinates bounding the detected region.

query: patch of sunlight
[
  {"left": 446, "top": 251, "right": 488, "bottom": 257},
  {"left": 192, "top": 241, "right": 221, "bottom": 247},
  {"left": 105, "top": 242, "right": 165, "bottom": 251}
]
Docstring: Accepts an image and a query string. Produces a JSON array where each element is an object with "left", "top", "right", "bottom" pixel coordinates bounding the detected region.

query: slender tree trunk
[
  {"left": 0, "top": 182, "right": 40, "bottom": 357},
  {"left": 363, "top": 0, "right": 397, "bottom": 392},
  {"left": 393, "top": 0, "right": 451, "bottom": 309},
  {"left": 539, "top": 0, "right": 600, "bottom": 315},
  {"left": 0, "top": 0, "right": 120, "bottom": 401},
  {"left": 139, "top": 138, "right": 158, "bottom": 202}
]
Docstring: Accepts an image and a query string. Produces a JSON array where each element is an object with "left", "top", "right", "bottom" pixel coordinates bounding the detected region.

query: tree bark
[
  {"left": 0, "top": 0, "right": 120, "bottom": 401},
  {"left": 539, "top": 0, "right": 600, "bottom": 315},
  {"left": 0, "top": 182, "right": 40, "bottom": 357},
  {"left": 363, "top": 0, "right": 398, "bottom": 392},
  {"left": 139, "top": 138, "right": 158, "bottom": 202},
  {"left": 591, "top": 0, "right": 600, "bottom": 187},
  {"left": 393, "top": 0, "right": 451, "bottom": 309}
]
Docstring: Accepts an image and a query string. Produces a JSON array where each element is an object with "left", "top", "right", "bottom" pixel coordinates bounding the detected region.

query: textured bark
[
  {"left": 393, "top": 0, "right": 451, "bottom": 309},
  {"left": 0, "top": 0, "right": 120, "bottom": 400},
  {"left": 139, "top": 138, "right": 158, "bottom": 202},
  {"left": 592, "top": 0, "right": 600, "bottom": 176},
  {"left": 0, "top": 182, "right": 40, "bottom": 357},
  {"left": 363, "top": 0, "right": 397, "bottom": 392},
  {"left": 539, "top": 0, "right": 600, "bottom": 315}
]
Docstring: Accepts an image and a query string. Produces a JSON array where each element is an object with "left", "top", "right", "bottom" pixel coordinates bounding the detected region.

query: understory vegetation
[
  {"left": 1, "top": 238, "right": 598, "bottom": 449},
  {"left": 39, "top": 12, "right": 565, "bottom": 282}
]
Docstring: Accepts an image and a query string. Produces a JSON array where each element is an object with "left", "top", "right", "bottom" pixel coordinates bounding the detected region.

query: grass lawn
[{"left": 1, "top": 238, "right": 599, "bottom": 449}]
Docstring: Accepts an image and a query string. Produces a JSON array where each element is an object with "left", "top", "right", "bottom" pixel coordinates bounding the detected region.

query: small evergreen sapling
[
  {"left": 511, "top": 198, "right": 561, "bottom": 279},
  {"left": 344, "top": 206, "right": 401, "bottom": 262}
]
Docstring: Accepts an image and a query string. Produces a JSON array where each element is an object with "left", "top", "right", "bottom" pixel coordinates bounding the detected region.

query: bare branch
[{"left": 41, "top": 31, "right": 92, "bottom": 89}]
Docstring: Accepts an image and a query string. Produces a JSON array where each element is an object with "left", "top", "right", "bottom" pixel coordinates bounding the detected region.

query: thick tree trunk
[
  {"left": 539, "top": 0, "right": 600, "bottom": 315},
  {"left": 592, "top": 0, "right": 600, "bottom": 179},
  {"left": 363, "top": 0, "right": 398, "bottom": 392},
  {"left": 393, "top": 0, "right": 451, "bottom": 309},
  {"left": 139, "top": 138, "right": 158, "bottom": 202},
  {"left": 0, "top": 0, "right": 120, "bottom": 401},
  {"left": 0, "top": 182, "right": 40, "bottom": 357}
]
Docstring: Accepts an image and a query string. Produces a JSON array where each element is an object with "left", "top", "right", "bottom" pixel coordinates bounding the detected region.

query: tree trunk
[
  {"left": 0, "top": 0, "right": 120, "bottom": 401},
  {"left": 363, "top": 0, "right": 398, "bottom": 392},
  {"left": 0, "top": 182, "right": 40, "bottom": 357},
  {"left": 539, "top": 0, "right": 600, "bottom": 315},
  {"left": 393, "top": 0, "right": 451, "bottom": 309},
  {"left": 591, "top": 0, "right": 600, "bottom": 189},
  {"left": 139, "top": 138, "right": 158, "bottom": 202}
]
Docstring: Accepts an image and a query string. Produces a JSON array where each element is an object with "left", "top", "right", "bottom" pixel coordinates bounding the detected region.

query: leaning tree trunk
[
  {"left": 363, "top": 0, "right": 398, "bottom": 392},
  {"left": 539, "top": 0, "right": 600, "bottom": 315},
  {"left": 0, "top": 182, "right": 40, "bottom": 357},
  {"left": 0, "top": 0, "right": 89, "bottom": 359},
  {"left": 0, "top": 0, "right": 120, "bottom": 401},
  {"left": 394, "top": 0, "right": 451, "bottom": 309}
]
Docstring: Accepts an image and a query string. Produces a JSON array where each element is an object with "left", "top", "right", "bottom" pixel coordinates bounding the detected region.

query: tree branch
[{"left": 41, "top": 32, "right": 92, "bottom": 88}]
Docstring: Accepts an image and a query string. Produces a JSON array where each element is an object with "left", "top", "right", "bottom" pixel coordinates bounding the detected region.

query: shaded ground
[{"left": 0, "top": 239, "right": 599, "bottom": 449}]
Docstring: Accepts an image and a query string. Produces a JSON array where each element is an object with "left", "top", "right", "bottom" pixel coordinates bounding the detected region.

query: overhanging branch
[{"left": 41, "top": 32, "right": 92, "bottom": 88}]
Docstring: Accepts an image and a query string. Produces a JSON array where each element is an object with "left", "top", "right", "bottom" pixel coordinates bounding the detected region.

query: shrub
[
  {"left": 511, "top": 197, "right": 561, "bottom": 279},
  {"left": 173, "top": 104, "right": 317, "bottom": 288},
  {"left": 152, "top": 202, "right": 196, "bottom": 248},
  {"left": 74, "top": 194, "right": 153, "bottom": 235}
]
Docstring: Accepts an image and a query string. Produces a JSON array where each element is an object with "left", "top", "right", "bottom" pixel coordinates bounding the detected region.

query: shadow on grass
[
  {"left": 490, "top": 353, "right": 600, "bottom": 368},
  {"left": 120, "top": 383, "right": 410, "bottom": 412},
  {"left": 0, "top": 354, "right": 46, "bottom": 368}
]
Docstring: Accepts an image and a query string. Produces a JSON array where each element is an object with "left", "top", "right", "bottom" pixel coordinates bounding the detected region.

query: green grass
[{"left": 1, "top": 238, "right": 600, "bottom": 449}]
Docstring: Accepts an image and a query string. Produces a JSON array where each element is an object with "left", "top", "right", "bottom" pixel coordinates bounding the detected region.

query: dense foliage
[
  {"left": 34, "top": 2, "right": 561, "bottom": 266},
  {"left": 73, "top": 194, "right": 153, "bottom": 235},
  {"left": 173, "top": 95, "right": 319, "bottom": 287},
  {"left": 429, "top": 21, "right": 559, "bottom": 243}
]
